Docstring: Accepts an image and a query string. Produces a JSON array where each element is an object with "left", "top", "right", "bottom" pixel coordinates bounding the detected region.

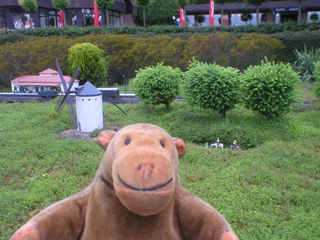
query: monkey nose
[{"left": 138, "top": 164, "right": 154, "bottom": 185}]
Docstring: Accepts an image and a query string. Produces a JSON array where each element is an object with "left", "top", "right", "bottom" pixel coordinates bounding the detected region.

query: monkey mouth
[{"left": 117, "top": 174, "right": 173, "bottom": 192}]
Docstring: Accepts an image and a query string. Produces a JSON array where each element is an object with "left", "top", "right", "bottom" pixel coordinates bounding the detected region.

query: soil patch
[{"left": 59, "top": 129, "right": 96, "bottom": 141}]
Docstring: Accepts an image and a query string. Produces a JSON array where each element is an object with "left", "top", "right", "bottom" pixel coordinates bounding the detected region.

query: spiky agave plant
[{"left": 294, "top": 45, "right": 320, "bottom": 82}]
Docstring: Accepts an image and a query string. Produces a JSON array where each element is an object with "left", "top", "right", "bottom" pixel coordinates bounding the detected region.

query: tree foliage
[
  {"left": 245, "top": 0, "right": 268, "bottom": 24},
  {"left": 176, "top": 0, "right": 188, "bottom": 9},
  {"left": 52, "top": 0, "right": 70, "bottom": 27},
  {"left": 314, "top": 61, "right": 320, "bottom": 99},
  {"left": 51, "top": 0, "right": 70, "bottom": 10},
  {"left": 21, "top": 0, "right": 38, "bottom": 13},
  {"left": 95, "top": 0, "right": 114, "bottom": 10},
  {"left": 136, "top": 0, "right": 150, "bottom": 6},
  {"left": 134, "top": 0, "right": 179, "bottom": 26},
  {"left": 183, "top": 60, "right": 240, "bottom": 118},
  {"left": 241, "top": 59, "right": 300, "bottom": 119},
  {"left": 132, "top": 63, "right": 181, "bottom": 108},
  {"left": 67, "top": 43, "right": 108, "bottom": 86},
  {"left": 136, "top": 0, "right": 150, "bottom": 27},
  {"left": 95, "top": 0, "right": 115, "bottom": 27}
]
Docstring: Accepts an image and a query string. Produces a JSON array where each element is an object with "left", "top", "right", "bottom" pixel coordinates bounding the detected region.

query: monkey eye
[
  {"left": 125, "top": 138, "right": 131, "bottom": 145},
  {"left": 160, "top": 140, "right": 165, "bottom": 148}
]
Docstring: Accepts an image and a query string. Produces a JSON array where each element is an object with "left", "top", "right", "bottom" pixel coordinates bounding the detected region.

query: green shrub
[
  {"left": 314, "top": 61, "right": 320, "bottom": 99},
  {"left": 183, "top": 60, "right": 240, "bottom": 118},
  {"left": 132, "top": 62, "right": 181, "bottom": 108},
  {"left": 241, "top": 59, "right": 300, "bottom": 119},
  {"left": 271, "top": 31, "right": 320, "bottom": 64},
  {"left": 1, "top": 22, "right": 320, "bottom": 38},
  {"left": 67, "top": 43, "right": 108, "bottom": 86},
  {"left": 182, "top": 33, "right": 284, "bottom": 71},
  {"left": 294, "top": 45, "right": 320, "bottom": 82},
  {"left": 0, "top": 32, "right": 311, "bottom": 89}
]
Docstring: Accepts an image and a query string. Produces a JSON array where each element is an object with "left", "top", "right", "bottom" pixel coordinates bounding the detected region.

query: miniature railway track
[
  {"left": 0, "top": 93, "right": 140, "bottom": 104},
  {"left": 0, "top": 94, "right": 185, "bottom": 104}
]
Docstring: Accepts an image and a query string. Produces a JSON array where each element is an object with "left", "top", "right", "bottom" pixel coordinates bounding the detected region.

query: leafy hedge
[
  {"left": 271, "top": 31, "right": 320, "bottom": 64},
  {"left": 0, "top": 33, "right": 283, "bottom": 88},
  {"left": 1, "top": 21, "right": 320, "bottom": 39}
]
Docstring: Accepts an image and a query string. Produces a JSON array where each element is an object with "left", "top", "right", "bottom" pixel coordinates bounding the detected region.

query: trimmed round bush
[
  {"left": 183, "top": 60, "right": 240, "bottom": 118},
  {"left": 132, "top": 63, "right": 181, "bottom": 108},
  {"left": 314, "top": 61, "right": 320, "bottom": 99},
  {"left": 241, "top": 59, "right": 300, "bottom": 119}
]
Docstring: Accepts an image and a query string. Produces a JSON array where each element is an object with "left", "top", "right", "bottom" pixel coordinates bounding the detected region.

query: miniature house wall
[{"left": 76, "top": 82, "right": 103, "bottom": 132}]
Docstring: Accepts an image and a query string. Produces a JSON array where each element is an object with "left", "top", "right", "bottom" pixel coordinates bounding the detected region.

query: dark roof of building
[
  {"left": 76, "top": 82, "right": 101, "bottom": 97},
  {"left": 186, "top": 0, "right": 320, "bottom": 14}
]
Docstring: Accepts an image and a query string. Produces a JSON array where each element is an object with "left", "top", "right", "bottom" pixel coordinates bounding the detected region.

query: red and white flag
[
  {"left": 59, "top": 10, "right": 63, "bottom": 28},
  {"left": 179, "top": 8, "right": 184, "bottom": 26},
  {"left": 209, "top": 0, "right": 215, "bottom": 26},
  {"left": 94, "top": 2, "right": 99, "bottom": 27}
]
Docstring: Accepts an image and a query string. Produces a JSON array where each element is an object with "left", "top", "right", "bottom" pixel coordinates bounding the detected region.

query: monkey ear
[
  {"left": 97, "top": 130, "right": 117, "bottom": 150},
  {"left": 172, "top": 138, "right": 186, "bottom": 158}
]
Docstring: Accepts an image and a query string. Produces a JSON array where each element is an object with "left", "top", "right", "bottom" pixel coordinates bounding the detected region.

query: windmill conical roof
[{"left": 76, "top": 82, "right": 102, "bottom": 97}]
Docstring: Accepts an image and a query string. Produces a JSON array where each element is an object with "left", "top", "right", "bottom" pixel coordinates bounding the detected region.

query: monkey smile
[{"left": 117, "top": 174, "right": 173, "bottom": 192}]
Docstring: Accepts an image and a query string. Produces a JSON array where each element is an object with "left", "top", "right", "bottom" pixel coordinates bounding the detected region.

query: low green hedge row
[
  {"left": 0, "top": 21, "right": 319, "bottom": 39},
  {"left": 271, "top": 31, "right": 320, "bottom": 64},
  {"left": 0, "top": 33, "right": 283, "bottom": 88}
]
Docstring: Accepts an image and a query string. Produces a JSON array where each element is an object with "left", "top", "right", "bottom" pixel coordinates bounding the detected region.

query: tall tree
[
  {"left": 21, "top": 0, "right": 38, "bottom": 29},
  {"left": 136, "top": 0, "right": 150, "bottom": 27},
  {"left": 134, "top": 0, "right": 179, "bottom": 26},
  {"left": 215, "top": 0, "right": 230, "bottom": 26},
  {"left": 245, "top": 0, "right": 267, "bottom": 25},
  {"left": 67, "top": 43, "right": 108, "bottom": 86},
  {"left": 176, "top": 0, "right": 188, "bottom": 26},
  {"left": 294, "top": 0, "right": 307, "bottom": 22},
  {"left": 95, "top": 0, "right": 115, "bottom": 27},
  {"left": 52, "top": 0, "right": 70, "bottom": 27}
]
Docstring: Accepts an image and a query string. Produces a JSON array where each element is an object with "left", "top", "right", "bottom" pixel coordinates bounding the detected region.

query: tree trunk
[
  {"left": 63, "top": 9, "right": 67, "bottom": 27},
  {"left": 297, "top": 0, "right": 302, "bottom": 22},
  {"left": 221, "top": 5, "right": 224, "bottom": 26},
  {"left": 30, "top": 13, "right": 33, "bottom": 29},
  {"left": 256, "top": 6, "right": 259, "bottom": 25},
  {"left": 143, "top": 6, "right": 146, "bottom": 27},
  {"left": 106, "top": 9, "right": 110, "bottom": 27},
  {"left": 101, "top": 10, "right": 106, "bottom": 27},
  {"left": 221, "top": 111, "right": 226, "bottom": 119},
  {"left": 183, "top": 8, "right": 187, "bottom": 27}
]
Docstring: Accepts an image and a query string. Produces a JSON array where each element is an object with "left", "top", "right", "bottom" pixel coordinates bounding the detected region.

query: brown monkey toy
[{"left": 11, "top": 123, "right": 239, "bottom": 240}]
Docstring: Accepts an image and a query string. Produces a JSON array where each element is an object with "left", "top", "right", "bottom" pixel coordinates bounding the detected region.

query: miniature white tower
[{"left": 76, "top": 82, "right": 103, "bottom": 132}]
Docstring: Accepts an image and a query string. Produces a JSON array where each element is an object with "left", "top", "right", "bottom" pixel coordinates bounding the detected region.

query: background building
[
  {"left": 0, "top": 0, "right": 137, "bottom": 30},
  {"left": 185, "top": 0, "right": 320, "bottom": 27}
]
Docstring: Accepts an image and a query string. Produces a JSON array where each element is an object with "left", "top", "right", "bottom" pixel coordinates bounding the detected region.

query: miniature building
[
  {"left": 10, "top": 68, "right": 79, "bottom": 94},
  {"left": 76, "top": 82, "right": 103, "bottom": 133}
]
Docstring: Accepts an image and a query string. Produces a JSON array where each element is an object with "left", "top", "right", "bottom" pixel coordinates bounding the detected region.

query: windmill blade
[
  {"left": 55, "top": 58, "right": 77, "bottom": 128},
  {"left": 68, "top": 66, "right": 79, "bottom": 92},
  {"left": 56, "top": 66, "right": 79, "bottom": 113},
  {"left": 104, "top": 97, "right": 128, "bottom": 116}
]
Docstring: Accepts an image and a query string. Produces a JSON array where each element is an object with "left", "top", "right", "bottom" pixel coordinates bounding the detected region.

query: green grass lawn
[{"left": 0, "top": 94, "right": 319, "bottom": 239}]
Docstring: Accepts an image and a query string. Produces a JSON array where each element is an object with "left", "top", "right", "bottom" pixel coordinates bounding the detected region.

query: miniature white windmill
[
  {"left": 55, "top": 58, "right": 103, "bottom": 133},
  {"left": 75, "top": 82, "right": 103, "bottom": 132},
  {"left": 55, "top": 58, "right": 127, "bottom": 132}
]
